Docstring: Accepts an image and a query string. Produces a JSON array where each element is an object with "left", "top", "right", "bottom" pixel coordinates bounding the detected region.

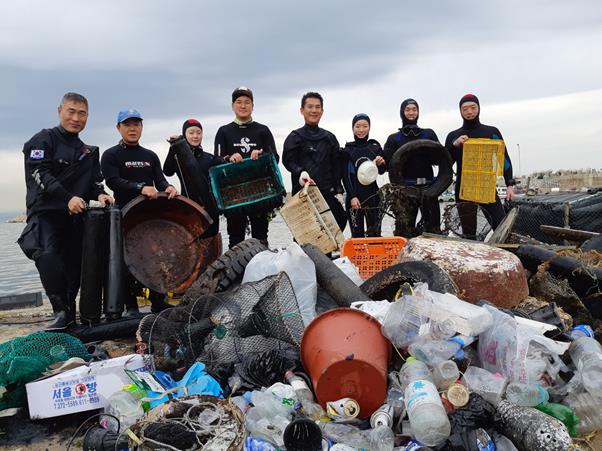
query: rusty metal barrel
[{"left": 121, "top": 193, "right": 221, "bottom": 294}]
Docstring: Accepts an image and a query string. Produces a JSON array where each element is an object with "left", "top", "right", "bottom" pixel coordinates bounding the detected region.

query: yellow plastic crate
[{"left": 459, "top": 138, "right": 505, "bottom": 203}]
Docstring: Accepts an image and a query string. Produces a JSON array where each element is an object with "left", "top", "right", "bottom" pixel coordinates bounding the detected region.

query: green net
[{"left": 0, "top": 331, "right": 90, "bottom": 410}]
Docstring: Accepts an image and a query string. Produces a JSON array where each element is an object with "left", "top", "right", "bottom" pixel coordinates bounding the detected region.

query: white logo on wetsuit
[
  {"left": 125, "top": 161, "right": 151, "bottom": 168},
  {"left": 234, "top": 137, "right": 256, "bottom": 154}
]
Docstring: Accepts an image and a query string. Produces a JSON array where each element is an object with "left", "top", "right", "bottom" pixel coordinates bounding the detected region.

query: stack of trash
[{"left": 10, "top": 238, "right": 602, "bottom": 450}]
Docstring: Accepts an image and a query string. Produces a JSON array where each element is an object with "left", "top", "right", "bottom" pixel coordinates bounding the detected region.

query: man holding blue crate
[{"left": 214, "top": 87, "right": 280, "bottom": 248}]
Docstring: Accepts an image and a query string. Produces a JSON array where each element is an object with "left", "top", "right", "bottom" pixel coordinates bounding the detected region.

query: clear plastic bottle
[
  {"left": 284, "top": 371, "right": 326, "bottom": 420},
  {"left": 409, "top": 335, "right": 474, "bottom": 367},
  {"left": 320, "top": 423, "right": 371, "bottom": 449},
  {"left": 431, "top": 360, "right": 460, "bottom": 390},
  {"left": 381, "top": 294, "right": 431, "bottom": 348},
  {"left": 369, "top": 424, "right": 395, "bottom": 451},
  {"left": 505, "top": 382, "right": 549, "bottom": 406},
  {"left": 400, "top": 358, "right": 451, "bottom": 447},
  {"left": 105, "top": 388, "right": 144, "bottom": 432},
  {"left": 462, "top": 366, "right": 507, "bottom": 406},
  {"left": 570, "top": 324, "right": 594, "bottom": 339},
  {"left": 563, "top": 391, "right": 602, "bottom": 435},
  {"left": 569, "top": 336, "right": 602, "bottom": 396}
]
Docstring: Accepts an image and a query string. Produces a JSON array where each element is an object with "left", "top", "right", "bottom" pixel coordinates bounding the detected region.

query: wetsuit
[
  {"left": 214, "top": 120, "right": 279, "bottom": 248},
  {"left": 445, "top": 119, "right": 514, "bottom": 238},
  {"left": 19, "top": 126, "right": 106, "bottom": 325},
  {"left": 383, "top": 112, "right": 441, "bottom": 237},
  {"left": 164, "top": 143, "right": 224, "bottom": 237},
  {"left": 342, "top": 138, "right": 385, "bottom": 237},
  {"left": 101, "top": 141, "right": 171, "bottom": 311},
  {"left": 282, "top": 124, "right": 347, "bottom": 231}
]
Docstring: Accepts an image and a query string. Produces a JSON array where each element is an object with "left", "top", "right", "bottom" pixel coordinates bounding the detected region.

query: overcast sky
[{"left": 1, "top": 0, "right": 601, "bottom": 212}]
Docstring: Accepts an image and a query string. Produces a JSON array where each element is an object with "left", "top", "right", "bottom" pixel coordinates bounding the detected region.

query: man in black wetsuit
[
  {"left": 383, "top": 98, "right": 440, "bottom": 237},
  {"left": 214, "top": 87, "right": 279, "bottom": 248},
  {"left": 19, "top": 92, "right": 113, "bottom": 330},
  {"left": 282, "top": 92, "right": 347, "bottom": 232},
  {"left": 101, "top": 109, "right": 178, "bottom": 315},
  {"left": 445, "top": 94, "right": 515, "bottom": 238}
]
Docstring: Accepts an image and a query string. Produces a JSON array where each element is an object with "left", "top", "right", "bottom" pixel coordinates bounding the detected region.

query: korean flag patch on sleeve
[{"left": 30, "top": 149, "right": 45, "bottom": 160}]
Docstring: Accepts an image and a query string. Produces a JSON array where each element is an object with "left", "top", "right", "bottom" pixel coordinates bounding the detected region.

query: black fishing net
[
  {"left": 442, "top": 202, "right": 493, "bottom": 241},
  {"left": 137, "top": 272, "right": 304, "bottom": 373}
]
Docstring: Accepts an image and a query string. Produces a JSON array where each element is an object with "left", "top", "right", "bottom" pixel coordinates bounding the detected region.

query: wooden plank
[
  {"left": 539, "top": 225, "right": 599, "bottom": 243},
  {"left": 487, "top": 207, "right": 519, "bottom": 245}
]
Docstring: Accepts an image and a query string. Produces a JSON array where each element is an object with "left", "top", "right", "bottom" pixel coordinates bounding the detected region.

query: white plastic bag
[
  {"left": 332, "top": 257, "right": 363, "bottom": 286},
  {"left": 242, "top": 243, "right": 317, "bottom": 325}
]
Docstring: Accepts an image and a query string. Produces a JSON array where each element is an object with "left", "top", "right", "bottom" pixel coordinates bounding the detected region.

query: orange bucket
[{"left": 300, "top": 308, "right": 391, "bottom": 419}]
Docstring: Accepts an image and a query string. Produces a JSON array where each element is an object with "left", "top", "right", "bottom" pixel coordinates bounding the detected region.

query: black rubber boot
[{"left": 45, "top": 295, "right": 74, "bottom": 330}]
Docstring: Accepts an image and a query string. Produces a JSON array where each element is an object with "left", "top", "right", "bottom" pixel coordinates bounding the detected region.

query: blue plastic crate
[{"left": 209, "top": 154, "right": 285, "bottom": 212}]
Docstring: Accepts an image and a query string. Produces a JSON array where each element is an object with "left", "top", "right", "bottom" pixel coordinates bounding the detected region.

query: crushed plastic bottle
[
  {"left": 563, "top": 390, "right": 602, "bottom": 435},
  {"left": 505, "top": 382, "right": 549, "bottom": 406},
  {"left": 382, "top": 294, "right": 432, "bottom": 348},
  {"left": 105, "top": 387, "right": 144, "bottom": 432},
  {"left": 462, "top": 366, "right": 507, "bottom": 406},
  {"left": 285, "top": 371, "right": 326, "bottom": 420},
  {"left": 369, "top": 425, "right": 395, "bottom": 451},
  {"left": 400, "top": 358, "right": 451, "bottom": 447},
  {"left": 569, "top": 336, "right": 602, "bottom": 396},
  {"left": 320, "top": 423, "right": 371, "bottom": 449}
]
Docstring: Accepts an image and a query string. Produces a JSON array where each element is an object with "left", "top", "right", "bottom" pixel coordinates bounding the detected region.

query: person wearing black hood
[
  {"left": 445, "top": 94, "right": 515, "bottom": 238},
  {"left": 383, "top": 98, "right": 441, "bottom": 237},
  {"left": 342, "top": 113, "right": 386, "bottom": 237},
  {"left": 214, "top": 87, "right": 279, "bottom": 248},
  {"left": 164, "top": 119, "right": 224, "bottom": 237},
  {"left": 282, "top": 92, "right": 347, "bottom": 232}
]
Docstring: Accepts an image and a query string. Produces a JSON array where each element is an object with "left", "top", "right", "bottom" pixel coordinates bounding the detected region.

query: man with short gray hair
[{"left": 18, "top": 92, "right": 113, "bottom": 330}]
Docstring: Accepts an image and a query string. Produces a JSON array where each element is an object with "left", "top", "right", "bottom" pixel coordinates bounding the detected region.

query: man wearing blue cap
[
  {"left": 101, "top": 109, "right": 178, "bottom": 315},
  {"left": 18, "top": 92, "right": 113, "bottom": 330}
]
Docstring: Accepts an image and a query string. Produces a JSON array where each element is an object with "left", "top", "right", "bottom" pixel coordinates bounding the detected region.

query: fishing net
[
  {"left": 137, "top": 272, "right": 304, "bottom": 375},
  {"left": 442, "top": 201, "right": 493, "bottom": 241},
  {"left": 0, "top": 331, "right": 90, "bottom": 410}
]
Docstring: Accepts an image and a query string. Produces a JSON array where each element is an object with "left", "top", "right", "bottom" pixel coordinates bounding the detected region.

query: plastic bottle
[
  {"left": 285, "top": 371, "right": 326, "bottom": 420},
  {"left": 381, "top": 294, "right": 431, "bottom": 348},
  {"left": 409, "top": 336, "right": 474, "bottom": 367},
  {"left": 320, "top": 423, "right": 371, "bottom": 449},
  {"left": 536, "top": 402, "right": 580, "bottom": 437},
  {"left": 105, "top": 387, "right": 144, "bottom": 432},
  {"left": 563, "top": 391, "right": 602, "bottom": 435},
  {"left": 568, "top": 336, "right": 602, "bottom": 396},
  {"left": 400, "top": 358, "right": 451, "bottom": 447},
  {"left": 570, "top": 324, "right": 594, "bottom": 339},
  {"left": 462, "top": 366, "right": 507, "bottom": 406},
  {"left": 505, "top": 382, "right": 549, "bottom": 406},
  {"left": 369, "top": 425, "right": 395, "bottom": 451},
  {"left": 431, "top": 360, "right": 460, "bottom": 390}
]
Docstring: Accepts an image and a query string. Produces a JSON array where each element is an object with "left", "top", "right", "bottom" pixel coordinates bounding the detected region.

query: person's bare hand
[
  {"left": 351, "top": 197, "right": 361, "bottom": 209},
  {"left": 68, "top": 196, "right": 86, "bottom": 214},
  {"left": 165, "top": 185, "right": 178, "bottom": 199},
  {"left": 374, "top": 156, "right": 385, "bottom": 166},
  {"left": 98, "top": 194, "right": 114, "bottom": 205},
  {"left": 141, "top": 186, "right": 159, "bottom": 199},
  {"left": 251, "top": 149, "right": 263, "bottom": 160},
  {"left": 453, "top": 135, "right": 469, "bottom": 147},
  {"left": 229, "top": 153, "right": 243, "bottom": 163},
  {"left": 506, "top": 185, "right": 514, "bottom": 201}
]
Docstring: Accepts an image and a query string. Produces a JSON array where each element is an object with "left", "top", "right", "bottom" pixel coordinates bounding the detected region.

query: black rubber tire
[
  {"left": 360, "top": 260, "right": 458, "bottom": 301},
  {"left": 580, "top": 235, "right": 602, "bottom": 253},
  {"left": 388, "top": 139, "right": 453, "bottom": 198},
  {"left": 182, "top": 238, "right": 268, "bottom": 303}
]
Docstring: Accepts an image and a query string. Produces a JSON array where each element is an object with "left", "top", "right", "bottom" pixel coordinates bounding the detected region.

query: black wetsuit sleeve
[
  {"left": 152, "top": 153, "right": 170, "bottom": 191},
  {"left": 163, "top": 145, "right": 178, "bottom": 177},
  {"left": 445, "top": 133, "right": 459, "bottom": 165},
  {"left": 330, "top": 136, "right": 344, "bottom": 194},
  {"left": 494, "top": 128, "right": 514, "bottom": 186},
  {"left": 282, "top": 133, "right": 304, "bottom": 178},
  {"left": 24, "top": 133, "right": 73, "bottom": 204},
  {"left": 374, "top": 141, "right": 387, "bottom": 175},
  {"left": 383, "top": 134, "right": 398, "bottom": 165},
  {"left": 341, "top": 151, "right": 356, "bottom": 199},
  {"left": 214, "top": 127, "right": 228, "bottom": 158},
  {"left": 91, "top": 152, "right": 106, "bottom": 199},
  {"left": 210, "top": 154, "right": 225, "bottom": 167},
  {"left": 101, "top": 149, "right": 141, "bottom": 197},
  {"left": 262, "top": 126, "right": 279, "bottom": 163}
]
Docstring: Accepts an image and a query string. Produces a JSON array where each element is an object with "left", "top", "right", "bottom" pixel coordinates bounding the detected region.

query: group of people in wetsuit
[{"left": 19, "top": 88, "right": 514, "bottom": 330}]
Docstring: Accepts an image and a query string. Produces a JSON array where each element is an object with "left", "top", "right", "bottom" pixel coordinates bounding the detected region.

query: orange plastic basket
[{"left": 341, "top": 237, "right": 408, "bottom": 280}]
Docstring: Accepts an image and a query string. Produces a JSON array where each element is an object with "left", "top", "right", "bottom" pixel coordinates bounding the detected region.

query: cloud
[{"left": 1, "top": 1, "right": 601, "bottom": 212}]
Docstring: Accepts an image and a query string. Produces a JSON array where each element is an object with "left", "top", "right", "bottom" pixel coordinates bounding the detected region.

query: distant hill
[{"left": 1, "top": 212, "right": 25, "bottom": 223}]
